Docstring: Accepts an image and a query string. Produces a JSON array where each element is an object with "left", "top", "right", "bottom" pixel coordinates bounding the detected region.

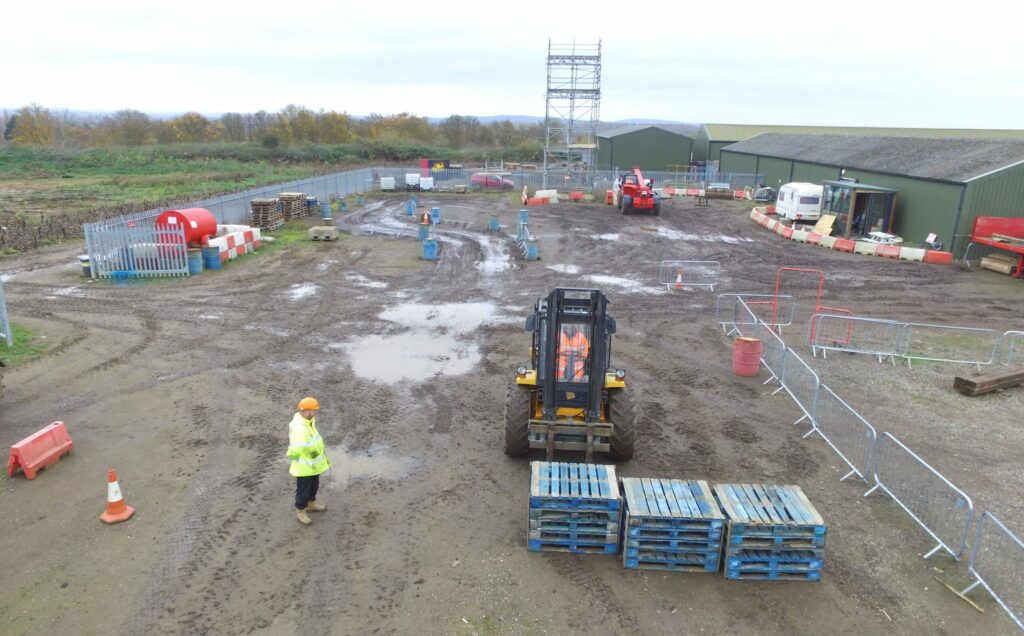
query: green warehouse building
[
  {"left": 695, "top": 124, "right": 1024, "bottom": 164},
  {"left": 720, "top": 133, "right": 1024, "bottom": 255},
  {"left": 596, "top": 126, "right": 694, "bottom": 172}
]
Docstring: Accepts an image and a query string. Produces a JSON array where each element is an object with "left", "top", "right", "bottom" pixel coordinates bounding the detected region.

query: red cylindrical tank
[
  {"left": 155, "top": 208, "right": 217, "bottom": 246},
  {"left": 732, "top": 337, "right": 763, "bottom": 377}
]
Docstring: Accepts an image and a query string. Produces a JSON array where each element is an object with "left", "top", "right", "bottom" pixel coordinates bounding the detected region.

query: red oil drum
[
  {"left": 156, "top": 208, "right": 217, "bottom": 246},
  {"left": 732, "top": 337, "right": 763, "bottom": 377}
]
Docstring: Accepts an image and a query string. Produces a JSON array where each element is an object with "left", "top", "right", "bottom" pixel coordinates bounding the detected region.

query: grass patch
[{"left": 2, "top": 323, "right": 56, "bottom": 367}]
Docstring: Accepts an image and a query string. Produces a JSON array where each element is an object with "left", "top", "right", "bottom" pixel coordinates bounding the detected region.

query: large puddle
[
  {"left": 336, "top": 301, "right": 516, "bottom": 383},
  {"left": 321, "top": 444, "right": 416, "bottom": 489}
]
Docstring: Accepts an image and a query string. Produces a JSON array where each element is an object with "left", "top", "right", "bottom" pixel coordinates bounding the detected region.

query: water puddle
[
  {"left": 322, "top": 444, "right": 417, "bottom": 489},
  {"left": 586, "top": 274, "right": 667, "bottom": 295},
  {"left": 655, "top": 227, "right": 753, "bottom": 244},
  {"left": 336, "top": 301, "right": 516, "bottom": 383},
  {"left": 473, "top": 234, "right": 512, "bottom": 274},
  {"left": 547, "top": 264, "right": 582, "bottom": 274},
  {"left": 592, "top": 233, "right": 621, "bottom": 241},
  {"left": 345, "top": 273, "right": 387, "bottom": 289},
  {"left": 288, "top": 283, "right": 319, "bottom": 300}
]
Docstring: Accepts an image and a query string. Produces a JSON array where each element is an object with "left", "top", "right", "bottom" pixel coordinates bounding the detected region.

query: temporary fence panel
[
  {"left": 864, "top": 432, "right": 974, "bottom": 559},
  {"left": 995, "top": 331, "right": 1024, "bottom": 366},
  {"left": 88, "top": 223, "right": 189, "bottom": 279},
  {"left": 715, "top": 294, "right": 796, "bottom": 334},
  {"left": 716, "top": 296, "right": 760, "bottom": 337},
  {"left": 809, "top": 385, "right": 877, "bottom": 483},
  {"left": 0, "top": 279, "right": 11, "bottom": 346},
  {"left": 755, "top": 319, "right": 788, "bottom": 385},
  {"left": 960, "top": 512, "right": 1024, "bottom": 631},
  {"left": 773, "top": 347, "right": 820, "bottom": 427},
  {"left": 658, "top": 260, "right": 720, "bottom": 290},
  {"left": 898, "top": 322, "right": 1001, "bottom": 370},
  {"left": 809, "top": 314, "right": 904, "bottom": 364}
]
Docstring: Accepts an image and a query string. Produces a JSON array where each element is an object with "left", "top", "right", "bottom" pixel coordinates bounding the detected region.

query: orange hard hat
[{"left": 297, "top": 397, "right": 319, "bottom": 411}]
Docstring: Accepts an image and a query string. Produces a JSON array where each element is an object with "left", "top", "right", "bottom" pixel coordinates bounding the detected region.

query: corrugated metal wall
[
  {"left": 959, "top": 162, "right": 1024, "bottom": 253},
  {"left": 792, "top": 162, "right": 842, "bottom": 185},
  {"left": 757, "top": 157, "right": 794, "bottom": 187},
  {"left": 600, "top": 129, "right": 693, "bottom": 171},
  {"left": 693, "top": 128, "right": 710, "bottom": 162}
]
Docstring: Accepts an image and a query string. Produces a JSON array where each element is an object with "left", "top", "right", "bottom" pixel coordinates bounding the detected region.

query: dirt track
[{"left": 1, "top": 193, "right": 1022, "bottom": 635}]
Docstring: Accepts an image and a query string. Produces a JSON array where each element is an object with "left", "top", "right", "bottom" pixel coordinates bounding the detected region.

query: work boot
[
  {"left": 306, "top": 500, "right": 326, "bottom": 512},
  {"left": 296, "top": 508, "right": 312, "bottom": 525}
]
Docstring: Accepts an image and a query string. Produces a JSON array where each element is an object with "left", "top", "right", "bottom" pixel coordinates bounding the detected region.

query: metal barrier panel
[
  {"left": 756, "top": 319, "right": 788, "bottom": 384},
  {"left": 995, "top": 331, "right": 1024, "bottom": 366},
  {"left": 865, "top": 432, "right": 974, "bottom": 559},
  {"left": 715, "top": 294, "right": 796, "bottom": 333},
  {"left": 775, "top": 347, "right": 820, "bottom": 426},
  {"left": 90, "top": 223, "right": 188, "bottom": 279},
  {"left": 899, "top": 322, "right": 1001, "bottom": 369},
  {"left": 810, "top": 385, "right": 877, "bottom": 482},
  {"left": 0, "top": 279, "right": 11, "bottom": 346},
  {"left": 658, "top": 260, "right": 720, "bottom": 290},
  {"left": 809, "top": 314, "right": 903, "bottom": 363},
  {"left": 961, "top": 512, "right": 1024, "bottom": 631}
]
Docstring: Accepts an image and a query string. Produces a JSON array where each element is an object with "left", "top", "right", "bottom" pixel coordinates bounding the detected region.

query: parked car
[{"left": 471, "top": 173, "right": 515, "bottom": 191}]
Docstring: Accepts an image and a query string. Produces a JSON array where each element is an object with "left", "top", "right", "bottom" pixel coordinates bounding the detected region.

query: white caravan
[{"left": 775, "top": 182, "right": 824, "bottom": 222}]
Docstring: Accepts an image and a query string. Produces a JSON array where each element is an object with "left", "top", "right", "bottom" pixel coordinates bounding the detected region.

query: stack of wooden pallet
[
  {"left": 278, "top": 192, "right": 307, "bottom": 221},
  {"left": 528, "top": 461, "right": 621, "bottom": 555},
  {"left": 250, "top": 198, "right": 283, "bottom": 230},
  {"left": 621, "top": 478, "right": 725, "bottom": 572},
  {"left": 713, "top": 484, "right": 826, "bottom": 581}
]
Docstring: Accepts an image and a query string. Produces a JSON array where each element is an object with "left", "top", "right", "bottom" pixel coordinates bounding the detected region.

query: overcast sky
[{"left": 3, "top": 0, "right": 1022, "bottom": 128}]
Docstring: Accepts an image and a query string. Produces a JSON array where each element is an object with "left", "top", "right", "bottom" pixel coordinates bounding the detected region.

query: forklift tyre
[
  {"left": 621, "top": 195, "right": 633, "bottom": 215},
  {"left": 608, "top": 387, "right": 637, "bottom": 460},
  {"left": 504, "top": 382, "right": 532, "bottom": 456}
]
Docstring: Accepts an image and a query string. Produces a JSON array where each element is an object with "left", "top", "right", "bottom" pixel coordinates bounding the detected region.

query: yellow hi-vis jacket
[{"left": 287, "top": 412, "right": 330, "bottom": 477}]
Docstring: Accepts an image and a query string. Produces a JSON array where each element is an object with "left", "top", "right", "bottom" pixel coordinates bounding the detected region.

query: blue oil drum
[
  {"left": 430, "top": 207, "right": 441, "bottom": 224},
  {"left": 187, "top": 248, "right": 204, "bottom": 275},
  {"left": 202, "top": 246, "right": 222, "bottom": 270},
  {"left": 519, "top": 209, "right": 529, "bottom": 223},
  {"left": 356, "top": 194, "right": 365, "bottom": 206},
  {"left": 422, "top": 238, "right": 438, "bottom": 261},
  {"left": 405, "top": 199, "right": 416, "bottom": 216},
  {"left": 526, "top": 238, "right": 539, "bottom": 261},
  {"left": 418, "top": 225, "right": 429, "bottom": 241},
  {"left": 339, "top": 201, "right": 349, "bottom": 213},
  {"left": 488, "top": 214, "right": 500, "bottom": 232},
  {"left": 320, "top": 202, "right": 333, "bottom": 221}
]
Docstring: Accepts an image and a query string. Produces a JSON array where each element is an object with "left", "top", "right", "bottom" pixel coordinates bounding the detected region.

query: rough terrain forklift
[
  {"left": 504, "top": 288, "right": 637, "bottom": 461},
  {"left": 617, "top": 166, "right": 660, "bottom": 216}
]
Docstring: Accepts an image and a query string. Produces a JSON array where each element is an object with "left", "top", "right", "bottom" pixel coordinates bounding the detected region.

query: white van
[{"left": 775, "top": 182, "right": 824, "bottom": 222}]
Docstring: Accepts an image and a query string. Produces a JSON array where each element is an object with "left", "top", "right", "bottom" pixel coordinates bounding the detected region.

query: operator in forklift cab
[{"left": 557, "top": 323, "right": 590, "bottom": 382}]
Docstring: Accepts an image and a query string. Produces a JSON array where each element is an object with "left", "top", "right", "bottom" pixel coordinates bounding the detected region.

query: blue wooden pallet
[
  {"left": 528, "top": 540, "right": 619, "bottom": 555},
  {"left": 624, "top": 557, "right": 720, "bottom": 573},
  {"left": 625, "top": 546, "right": 721, "bottom": 563},
  {"left": 530, "top": 462, "right": 620, "bottom": 511},
  {"left": 712, "top": 484, "right": 826, "bottom": 539},
  {"left": 624, "top": 540, "right": 721, "bottom": 557},
  {"left": 725, "top": 549, "right": 824, "bottom": 570},
  {"left": 725, "top": 569, "right": 821, "bottom": 581},
  {"left": 726, "top": 530, "right": 826, "bottom": 549},
  {"left": 529, "top": 508, "right": 621, "bottom": 522},
  {"left": 529, "top": 528, "right": 620, "bottom": 542},
  {"left": 530, "top": 519, "right": 620, "bottom": 534},
  {"left": 628, "top": 525, "right": 723, "bottom": 542},
  {"left": 622, "top": 478, "right": 725, "bottom": 529}
]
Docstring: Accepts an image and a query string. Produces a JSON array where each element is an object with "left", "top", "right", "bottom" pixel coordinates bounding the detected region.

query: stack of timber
[
  {"left": 250, "top": 198, "right": 284, "bottom": 231},
  {"left": 980, "top": 252, "right": 1019, "bottom": 275},
  {"left": 278, "top": 192, "right": 308, "bottom": 221},
  {"left": 528, "top": 461, "right": 621, "bottom": 555},
  {"left": 621, "top": 478, "right": 725, "bottom": 572},
  {"left": 954, "top": 368, "right": 1024, "bottom": 396},
  {"left": 713, "top": 484, "right": 826, "bottom": 581}
]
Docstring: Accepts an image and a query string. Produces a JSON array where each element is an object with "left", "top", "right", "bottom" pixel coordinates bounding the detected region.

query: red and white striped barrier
[
  {"left": 207, "top": 227, "right": 261, "bottom": 263},
  {"left": 748, "top": 209, "right": 952, "bottom": 266}
]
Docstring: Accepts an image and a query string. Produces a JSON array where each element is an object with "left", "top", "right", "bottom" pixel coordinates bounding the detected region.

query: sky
[{"left": 2, "top": 0, "right": 1023, "bottom": 129}]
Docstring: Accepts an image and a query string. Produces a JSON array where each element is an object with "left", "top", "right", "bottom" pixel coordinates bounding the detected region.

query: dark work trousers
[{"left": 295, "top": 474, "right": 320, "bottom": 510}]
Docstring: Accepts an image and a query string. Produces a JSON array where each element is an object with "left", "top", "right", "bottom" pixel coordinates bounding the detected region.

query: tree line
[{"left": 0, "top": 104, "right": 545, "bottom": 154}]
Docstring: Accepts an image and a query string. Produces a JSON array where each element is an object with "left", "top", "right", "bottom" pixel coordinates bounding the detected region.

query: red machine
[
  {"left": 967, "top": 216, "right": 1024, "bottom": 279},
  {"left": 617, "top": 166, "right": 660, "bottom": 216}
]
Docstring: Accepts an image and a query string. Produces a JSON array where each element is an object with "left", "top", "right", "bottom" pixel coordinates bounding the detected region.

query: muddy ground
[{"left": 0, "top": 192, "right": 1022, "bottom": 636}]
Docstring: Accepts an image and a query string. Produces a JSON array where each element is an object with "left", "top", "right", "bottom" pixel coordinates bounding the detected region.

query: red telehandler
[{"left": 616, "top": 166, "right": 660, "bottom": 215}]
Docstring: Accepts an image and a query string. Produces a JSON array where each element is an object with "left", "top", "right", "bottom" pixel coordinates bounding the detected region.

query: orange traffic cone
[
  {"left": 100, "top": 468, "right": 135, "bottom": 524},
  {"left": 673, "top": 268, "right": 685, "bottom": 290}
]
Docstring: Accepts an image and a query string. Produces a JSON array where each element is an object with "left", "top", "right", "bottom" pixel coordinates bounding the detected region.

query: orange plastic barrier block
[
  {"left": 781, "top": 227, "right": 794, "bottom": 239},
  {"left": 924, "top": 250, "right": 954, "bottom": 264},
  {"left": 7, "top": 422, "right": 73, "bottom": 480},
  {"left": 765, "top": 205, "right": 776, "bottom": 215},
  {"left": 664, "top": 187, "right": 676, "bottom": 196},
  {"left": 806, "top": 233, "right": 823, "bottom": 245},
  {"left": 734, "top": 191, "right": 746, "bottom": 199},
  {"left": 569, "top": 191, "right": 585, "bottom": 201},
  {"left": 527, "top": 197, "right": 549, "bottom": 206},
  {"left": 605, "top": 190, "right": 614, "bottom": 204},
  {"left": 685, "top": 189, "right": 700, "bottom": 197},
  {"left": 876, "top": 244, "right": 901, "bottom": 259},
  {"left": 834, "top": 239, "right": 856, "bottom": 253}
]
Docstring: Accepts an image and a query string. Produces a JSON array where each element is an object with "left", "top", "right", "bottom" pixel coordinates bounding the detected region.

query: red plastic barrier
[
  {"left": 605, "top": 190, "right": 614, "bottom": 205},
  {"left": 834, "top": 239, "right": 856, "bottom": 253},
  {"left": 924, "top": 250, "right": 954, "bottom": 264},
  {"left": 806, "top": 233, "right": 822, "bottom": 245},
  {"left": 527, "top": 197, "right": 549, "bottom": 206},
  {"left": 734, "top": 191, "right": 746, "bottom": 199},
  {"left": 664, "top": 187, "right": 676, "bottom": 196},
  {"left": 764, "top": 205, "right": 776, "bottom": 215},
  {"left": 781, "top": 227, "right": 794, "bottom": 239},
  {"left": 685, "top": 188, "right": 700, "bottom": 197},
  {"left": 7, "top": 422, "right": 73, "bottom": 480},
  {"left": 876, "top": 244, "right": 901, "bottom": 259},
  {"left": 569, "top": 191, "right": 585, "bottom": 201}
]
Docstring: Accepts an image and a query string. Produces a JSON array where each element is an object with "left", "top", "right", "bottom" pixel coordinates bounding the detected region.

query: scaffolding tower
[{"left": 543, "top": 39, "right": 601, "bottom": 189}]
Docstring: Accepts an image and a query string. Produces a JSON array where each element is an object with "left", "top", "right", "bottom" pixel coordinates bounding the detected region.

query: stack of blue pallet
[
  {"left": 528, "top": 462, "right": 621, "bottom": 555},
  {"left": 621, "top": 478, "right": 725, "bottom": 572},
  {"left": 712, "top": 484, "right": 826, "bottom": 581}
]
